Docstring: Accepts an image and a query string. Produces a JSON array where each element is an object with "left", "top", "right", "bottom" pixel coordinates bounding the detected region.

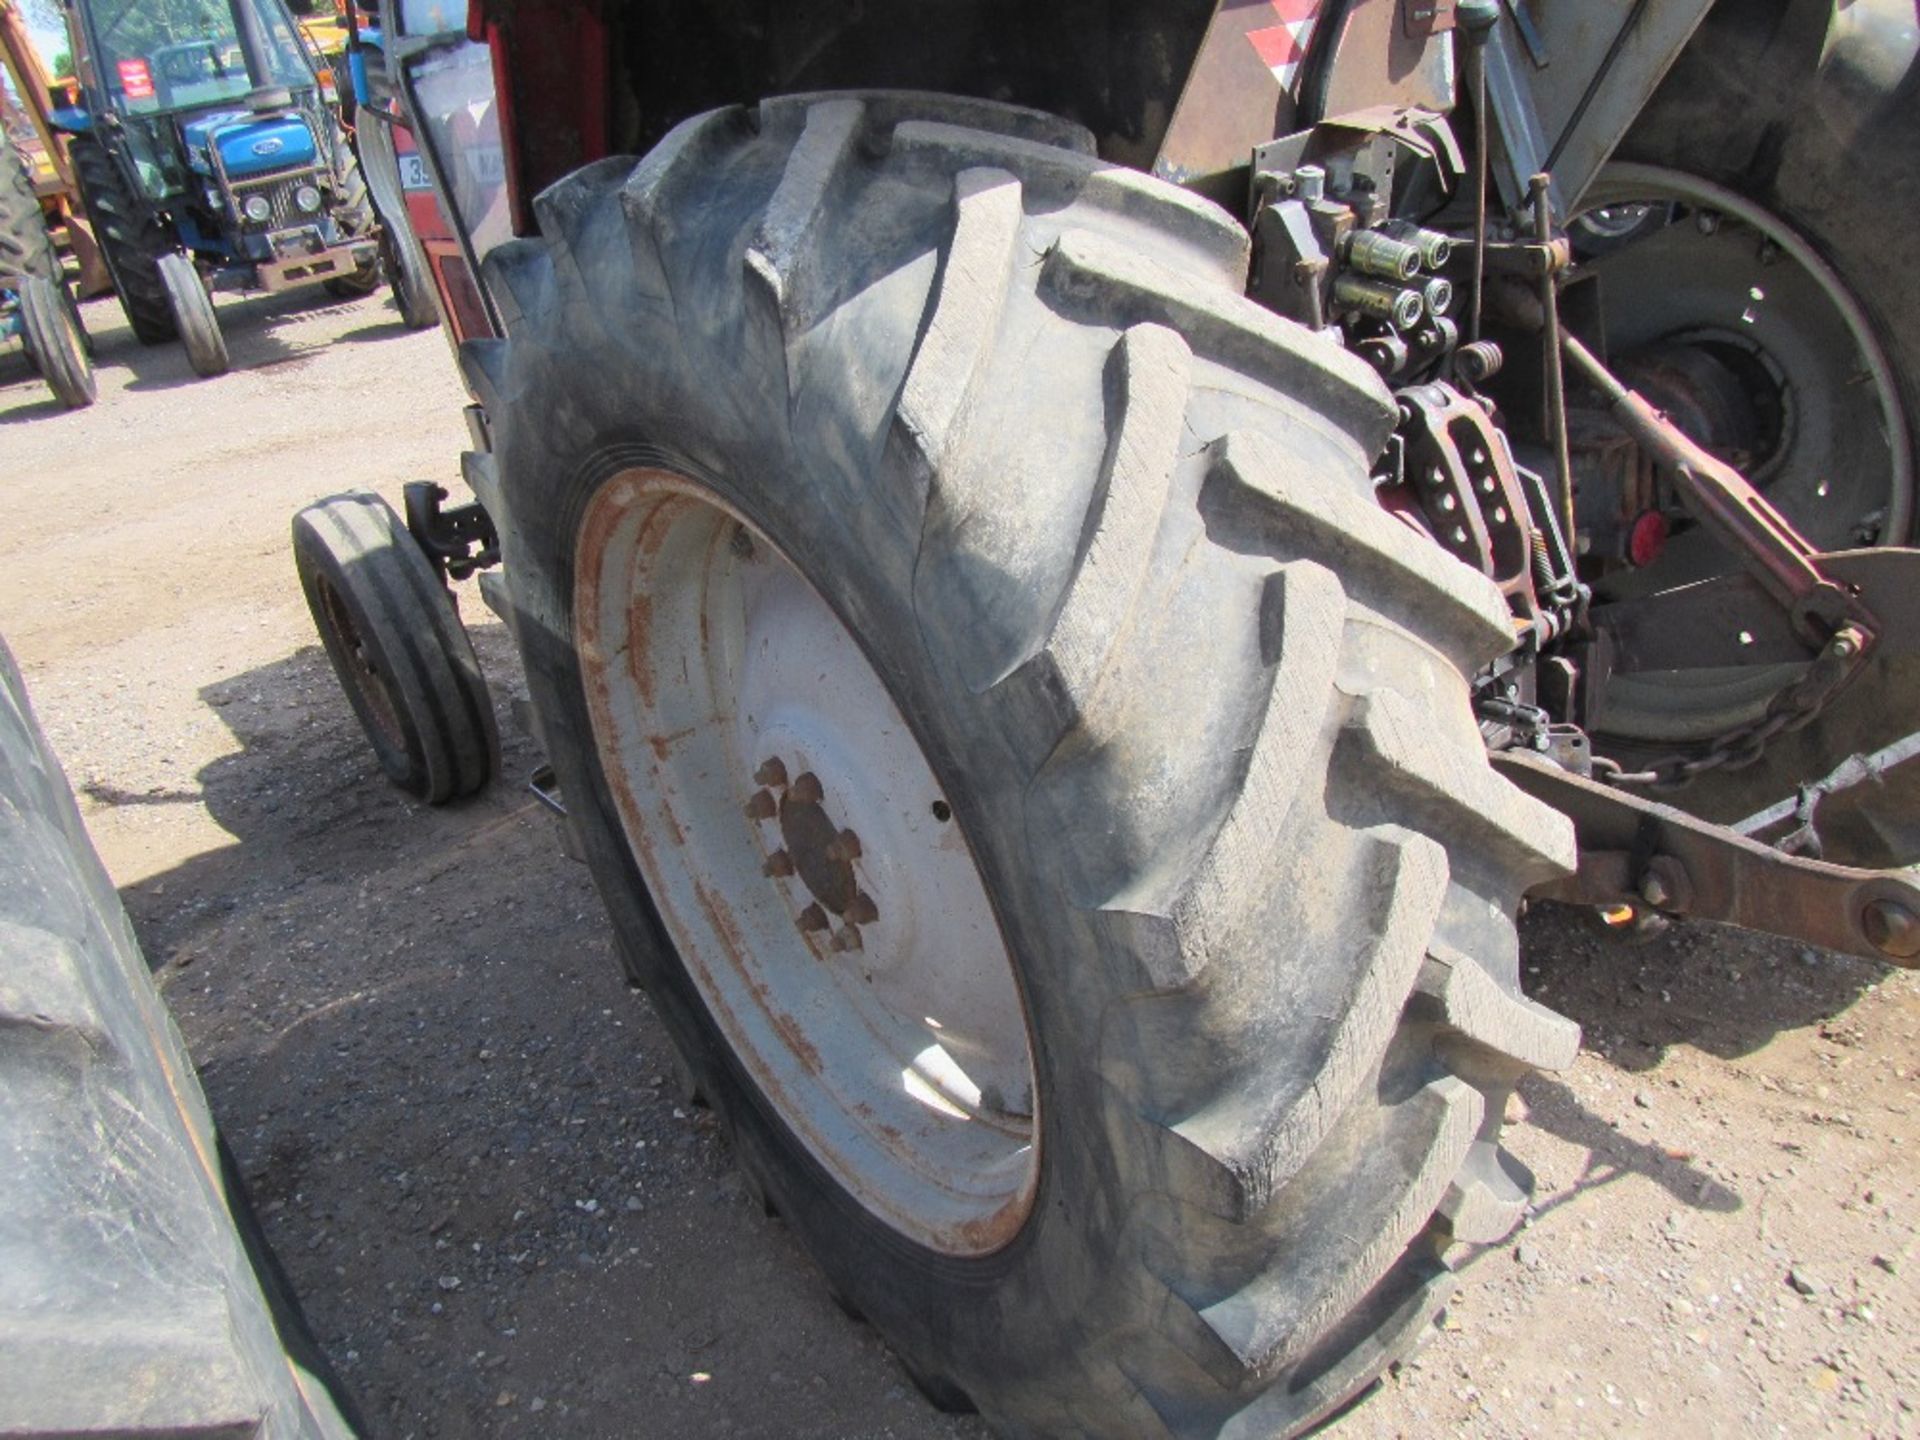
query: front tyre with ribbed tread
[
  {"left": 478, "top": 93, "right": 1578, "bottom": 1439},
  {"left": 292, "top": 491, "right": 497, "bottom": 804},
  {"left": 17, "top": 273, "right": 96, "bottom": 409},
  {"left": 158, "top": 253, "right": 229, "bottom": 377}
]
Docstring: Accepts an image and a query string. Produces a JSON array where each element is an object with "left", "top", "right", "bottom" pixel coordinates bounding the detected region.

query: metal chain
[{"left": 1597, "top": 623, "right": 1870, "bottom": 789}]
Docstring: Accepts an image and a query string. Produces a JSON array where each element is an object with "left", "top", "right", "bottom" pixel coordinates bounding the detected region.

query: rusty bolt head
[
  {"left": 847, "top": 892, "right": 879, "bottom": 926},
  {"left": 825, "top": 828, "right": 863, "bottom": 863},
  {"left": 754, "top": 757, "right": 788, "bottom": 788},
  {"left": 789, "top": 771, "right": 824, "bottom": 805},
  {"left": 797, "top": 903, "right": 830, "bottom": 934},
  {"left": 744, "top": 789, "right": 778, "bottom": 821},
  {"left": 1861, "top": 898, "right": 1920, "bottom": 960},
  {"left": 829, "top": 925, "right": 864, "bottom": 953},
  {"left": 763, "top": 849, "right": 795, "bottom": 879}
]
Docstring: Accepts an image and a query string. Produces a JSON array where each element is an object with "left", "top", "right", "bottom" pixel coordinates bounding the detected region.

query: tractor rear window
[{"left": 90, "top": 0, "right": 311, "bottom": 112}]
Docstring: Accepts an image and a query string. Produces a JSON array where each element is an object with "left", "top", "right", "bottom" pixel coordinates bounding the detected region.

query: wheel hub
[
  {"left": 573, "top": 469, "right": 1039, "bottom": 1255},
  {"left": 748, "top": 761, "right": 876, "bottom": 947},
  {"left": 1572, "top": 164, "right": 1912, "bottom": 744}
]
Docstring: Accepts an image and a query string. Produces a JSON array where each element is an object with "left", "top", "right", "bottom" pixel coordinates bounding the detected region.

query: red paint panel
[
  {"left": 1268, "top": 0, "right": 1323, "bottom": 24},
  {"left": 1246, "top": 23, "right": 1304, "bottom": 70}
]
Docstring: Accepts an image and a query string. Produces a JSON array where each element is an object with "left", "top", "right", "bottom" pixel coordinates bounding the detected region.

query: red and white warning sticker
[
  {"left": 1243, "top": 0, "right": 1326, "bottom": 96},
  {"left": 117, "top": 57, "right": 155, "bottom": 100}
]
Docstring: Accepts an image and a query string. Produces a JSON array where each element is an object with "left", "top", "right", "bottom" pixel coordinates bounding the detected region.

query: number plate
[{"left": 398, "top": 152, "right": 432, "bottom": 192}]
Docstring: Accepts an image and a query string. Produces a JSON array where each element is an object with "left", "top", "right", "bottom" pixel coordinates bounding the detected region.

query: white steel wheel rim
[{"left": 575, "top": 470, "right": 1039, "bottom": 1255}]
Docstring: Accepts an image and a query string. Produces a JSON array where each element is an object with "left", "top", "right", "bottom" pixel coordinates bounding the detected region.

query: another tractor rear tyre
[
  {"left": 292, "top": 491, "right": 497, "bottom": 804},
  {"left": 322, "top": 144, "right": 383, "bottom": 299},
  {"left": 0, "top": 636, "right": 359, "bottom": 1440},
  {"left": 158, "top": 253, "right": 229, "bottom": 378},
  {"left": 0, "top": 141, "right": 59, "bottom": 286},
  {"left": 473, "top": 94, "right": 1578, "bottom": 1438},
  {"left": 67, "top": 136, "right": 175, "bottom": 345},
  {"left": 17, "top": 273, "right": 96, "bottom": 410}
]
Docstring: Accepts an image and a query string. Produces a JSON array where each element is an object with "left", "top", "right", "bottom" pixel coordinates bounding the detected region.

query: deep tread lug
[{"left": 893, "top": 167, "right": 1025, "bottom": 487}]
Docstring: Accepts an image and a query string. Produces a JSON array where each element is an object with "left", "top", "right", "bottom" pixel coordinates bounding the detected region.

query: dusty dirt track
[{"left": 2, "top": 290, "right": 1917, "bottom": 1440}]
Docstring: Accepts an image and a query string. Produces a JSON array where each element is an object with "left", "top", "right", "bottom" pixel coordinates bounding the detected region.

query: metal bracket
[
  {"left": 1494, "top": 750, "right": 1920, "bottom": 966},
  {"left": 403, "top": 480, "right": 499, "bottom": 582}
]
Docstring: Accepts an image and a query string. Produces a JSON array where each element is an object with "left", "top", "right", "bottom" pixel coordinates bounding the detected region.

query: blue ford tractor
[{"left": 55, "top": 0, "right": 413, "bottom": 375}]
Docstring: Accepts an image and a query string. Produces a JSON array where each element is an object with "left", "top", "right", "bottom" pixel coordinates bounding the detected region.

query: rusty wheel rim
[{"left": 575, "top": 469, "right": 1039, "bottom": 1255}]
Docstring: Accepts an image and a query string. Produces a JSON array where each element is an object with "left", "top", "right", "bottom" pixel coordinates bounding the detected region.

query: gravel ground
[{"left": 2, "top": 288, "right": 1916, "bottom": 1439}]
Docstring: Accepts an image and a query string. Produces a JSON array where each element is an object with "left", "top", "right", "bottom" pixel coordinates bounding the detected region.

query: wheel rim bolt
[
  {"left": 789, "top": 771, "right": 824, "bottom": 804},
  {"left": 847, "top": 892, "right": 879, "bottom": 926},
  {"left": 763, "top": 849, "right": 795, "bottom": 878},
  {"left": 797, "top": 903, "right": 829, "bottom": 934},
  {"left": 755, "top": 757, "right": 788, "bottom": 788},
  {"left": 744, "top": 789, "right": 778, "bottom": 820},
  {"left": 829, "top": 925, "right": 864, "bottom": 953},
  {"left": 825, "top": 828, "right": 862, "bottom": 862}
]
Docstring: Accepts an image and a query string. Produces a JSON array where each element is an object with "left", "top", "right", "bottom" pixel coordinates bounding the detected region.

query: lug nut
[
  {"left": 1861, "top": 898, "right": 1920, "bottom": 960},
  {"left": 829, "top": 925, "right": 864, "bottom": 953},
  {"left": 763, "top": 849, "right": 795, "bottom": 878},
  {"left": 847, "top": 892, "right": 879, "bottom": 925},
  {"left": 797, "top": 903, "right": 829, "bottom": 934},
  {"left": 754, "top": 757, "right": 788, "bottom": 788},
  {"left": 789, "top": 771, "right": 824, "bottom": 804},
  {"left": 744, "top": 789, "right": 777, "bottom": 820},
  {"left": 825, "top": 828, "right": 863, "bottom": 862}
]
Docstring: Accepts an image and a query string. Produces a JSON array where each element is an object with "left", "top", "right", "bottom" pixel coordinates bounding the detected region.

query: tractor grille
[{"left": 231, "top": 167, "right": 323, "bottom": 232}]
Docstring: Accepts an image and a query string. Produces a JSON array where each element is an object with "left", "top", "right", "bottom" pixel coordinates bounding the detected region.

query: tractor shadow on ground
[
  {"left": 1517, "top": 902, "right": 1893, "bottom": 1070},
  {"left": 327, "top": 314, "right": 420, "bottom": 346},
  {"left": 108, "top": 614, "right": 548, "bottom": 977},
  {"left": 87, "top": 627, "right": 937, "bottom": 1440},
  {"left": 0, "top": 375, "right": 68, "bottom": 425},
  {"left": 0, "top": 333, "right": 79, "bottom": 422},
  {"left": 64, "top": 288, "right": 408, "bottom": 394},
  {"left": 117, "top": 297, "right": 313, "bottom": 392},
  {"left": 1455, "top": 901, "right": 1900, "bottom": 1230}
]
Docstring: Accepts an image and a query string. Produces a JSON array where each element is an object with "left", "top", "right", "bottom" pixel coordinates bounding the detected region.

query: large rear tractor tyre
[
  {"left": 474, "top": 95, "right": 1579, "bottom": 1438},
  {"left": 0, "top": 637, "right": 359, "bottom": 1440},
  {"left": 17, "top": 273, "right": 96, "bottom": 410},
  {"left": 68, "top": 136, "right": 176, "bottom": 345},
  {"left": 322, "top": 142, "right": 384, "bottom": 300},
  {"left": 1593, "top": 2, "right": 1920, "bottom": 862},
  {"left": 158, "top": 253, "right": 229, "bottom": 378},
  {"left": 0, "top": 141, "right": 59, "bottom": 286},
  {"left": 292, "top": 491, "right": 497, "bottom": 804}
]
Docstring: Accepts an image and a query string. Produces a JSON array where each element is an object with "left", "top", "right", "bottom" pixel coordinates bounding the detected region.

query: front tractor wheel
[
  {"left": 477, "top": 94, "right": 1578, "bottom": 1438},
  {"left": 17, "top": 274, "right": 96, "bottom": 410},
  {"left": 292, "top": 491, "right": 497, "bottom": 804},
  {"left": 158, "top": 253, "right": 228, "bottom": 378}
]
